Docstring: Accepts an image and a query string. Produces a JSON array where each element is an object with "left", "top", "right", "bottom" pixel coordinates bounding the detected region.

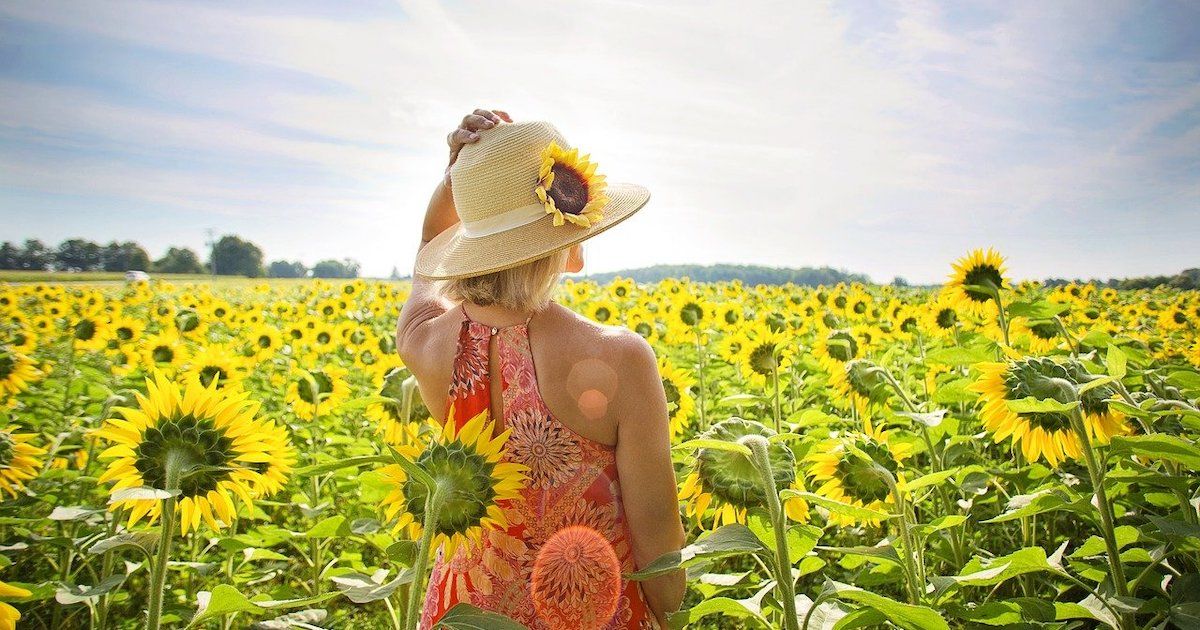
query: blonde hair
[{"left": 437, "top": 246, "right": 571, "bottom": 313}]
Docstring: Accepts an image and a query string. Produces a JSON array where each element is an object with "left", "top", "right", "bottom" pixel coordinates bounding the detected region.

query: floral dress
[{"left": 419, "top": 303, "right": 661, "bottom": 630}]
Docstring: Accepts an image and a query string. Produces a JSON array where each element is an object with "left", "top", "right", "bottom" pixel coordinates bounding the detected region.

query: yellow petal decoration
[{"left": 535, "top": 140, "right": 608, "bottom": 228}]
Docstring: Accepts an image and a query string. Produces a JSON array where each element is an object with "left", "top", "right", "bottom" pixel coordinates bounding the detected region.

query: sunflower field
[{"left": 1, "top": 248, "right": 1199, "bottom": 630}]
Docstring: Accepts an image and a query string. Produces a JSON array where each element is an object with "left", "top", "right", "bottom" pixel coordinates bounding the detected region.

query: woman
[{"left": 395, "top": 109, "right": 686, "bottom": 629}]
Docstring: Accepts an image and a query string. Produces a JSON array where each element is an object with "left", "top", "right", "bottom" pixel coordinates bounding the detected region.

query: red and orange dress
[{"left": 419, "top": 304, "right": 661, "bottom": 630}]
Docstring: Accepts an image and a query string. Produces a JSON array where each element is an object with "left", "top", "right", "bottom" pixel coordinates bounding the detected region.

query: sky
[{"left": 1, "top": 0, "right": 1198, "bottom": 283}]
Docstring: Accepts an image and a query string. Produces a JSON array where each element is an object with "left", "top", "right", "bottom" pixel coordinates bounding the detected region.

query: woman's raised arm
[{"left": 396, "top": 108, "right": 511, "bottom": 358}]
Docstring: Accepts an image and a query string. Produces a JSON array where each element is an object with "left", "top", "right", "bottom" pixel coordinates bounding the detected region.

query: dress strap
[{"left": 459, "top": 302, "right": 534, "bottom": 330}]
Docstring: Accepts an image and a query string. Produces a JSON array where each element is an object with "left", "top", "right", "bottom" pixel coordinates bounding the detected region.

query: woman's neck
[{"left": 461, "top": 301, "right": 541, "bottom": 327}]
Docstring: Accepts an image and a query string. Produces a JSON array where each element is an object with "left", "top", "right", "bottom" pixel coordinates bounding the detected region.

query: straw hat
[{"left": 414, "top": 120, "right": 650, "bottom": 280}]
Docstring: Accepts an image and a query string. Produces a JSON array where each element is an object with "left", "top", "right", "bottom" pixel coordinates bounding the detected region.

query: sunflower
[
  {"left": 606, "top": 277, "right": 637, "bottom": 302},
  {"left": 678, "top": 417, "right": 808, "bottom": 529},
  {"left": 535, "top": 140, "right": 608, "bottom": 228},
  {"left": 367, "top": 367, "right": 424, "bottom": 446},
  {"left": 658, "top": 356, "right": 696, "bottom": 441},
  {"left": 828, "top": 359, "right": 891, "bottom": 417},
  {"left": 285, "top": 364, "right": 350, "bottom": 420},
  {"left": 734, "top": 324, "right": 794, "bottom": 389},
  {"left": 1010, "top": 317, "right": 1063, "bottom": 354},
  {"left": 813, "top": 327, "right": 864, "bottom": 373},
  {"left": 107, "top": 315, "right": 146, "bottom": 348},
  {"left": 378, "top": 404, "right": 528, "bottom": 559},
  {"left": 585, "top": 299, "right": 621, "bottom": 325},
  {"left": 968, "top": 357, "right": 1128, "bottom": 467},
  {"left": 96, "top": 371, "right": 289, "bottom": 534},
  {"left": 140, "top": 331, "right": 189, "bottom": 372},
  {"left": 0, "top": 578, "right": 29, "bottom": 630},
  {"left": 0, "top": 349, "right": 41, "bottom": 400},
  {"left": 946, "top": 248, "right": 1010, "bottom": 318},
  {"left": 246, "top": 324, "right": 283, "bottom": 359},
  {"left": 183, "top": 344, "right": 247, "bottom": 391},
  {"left": 70, "top": 312, "right": 110, "bottom": 352},
  {"left": 246, "top": 419, "right": 297, "bottom": 498},
  {"left": 0, "top": 431, "right": 45, "bottom": 499},
  {"left": 806, "top": 424, "right": 909, "bottom": 526}
]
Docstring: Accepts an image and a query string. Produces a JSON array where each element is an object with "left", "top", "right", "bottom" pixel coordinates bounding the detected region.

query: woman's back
[{"left": 409, "top": 302, "right": 660, "bottom": 629}]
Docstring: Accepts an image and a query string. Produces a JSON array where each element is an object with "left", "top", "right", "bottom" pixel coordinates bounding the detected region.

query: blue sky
[{"left": 1, "top": 0, "right": 1197, "bottom": 282}]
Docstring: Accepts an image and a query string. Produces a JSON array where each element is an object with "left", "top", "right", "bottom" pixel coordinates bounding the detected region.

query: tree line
[
  {"left": 0, "top": 237, "right": 361, "bottom": 279},
  {"left": 1042, "top": 268, "right": 1200, "bottom": 291},
  {"left": 584, "top": 263, "right": 872, "bottom": 287}
]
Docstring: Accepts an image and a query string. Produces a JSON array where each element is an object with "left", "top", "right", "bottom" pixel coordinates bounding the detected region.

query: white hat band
[{"left": 460, "top": 203, "right": 548, "bottom": 238}]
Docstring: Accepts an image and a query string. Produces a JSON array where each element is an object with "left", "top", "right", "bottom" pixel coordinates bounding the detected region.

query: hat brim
[{"left": 414, "top": 182, "right": 650, "bottom": 280}]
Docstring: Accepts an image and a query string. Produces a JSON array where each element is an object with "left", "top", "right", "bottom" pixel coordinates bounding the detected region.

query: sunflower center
[
  {"left": 0, "top": 432, "right": 14, "bottom": 467},
  {"left": 634, "top": 322, "right": 653, "bottom": 338},
  {"left": 963, "top": 265, "right": 1004, "bottom": 303},
  {"left": 679, "top": 303, "right": 703, "bottom": 326},
  {"left": 900, "top": 317, "right": 918, "bottom": 333},
  {"left": 826, "top": 331, "right": 858, "bottom": 362},
  {"left": 404, "top": 443, "right": 497, "bottom": 536},
  {"left": 724, "top": 310, "right": 740, "bottom": 325},
  {"left": 74, "top": 319, "right": 97, "bottom": 342},
  {"left": 176, "top": 310, "right": 201, "bottom": 333},
  {"left": 548, "top": 163, "right": 589, "bottom": 215},
  {"left": 662, "top": 379, "right": 681, "bottom": 407},
  {"left": 935, "top": 308, "right": 957, "bottom": 329},
  {"left": 594, "top": 307, "right": 611, "bottom": 322},
  {"left": 134, "top": 414, "right": 236, "bottom": 497},
  {"left": 257, "top": 334, "right": 273, "bottom": 349},
  {"left": 116, "top": 326, "right": 134, "bottom": 341},
  {"left": 297, "top": 371, "right": 334, "bottom": 404},
  {"left": 0, "top": 352, "right": 14, "bottom": 380},
  {"left": 198, "top": 365, "right": 228, "bottom": 388},
  {"left": 152, "top": 345, "right": 175, "bottom": 363},
  {"left": 1029, "top": 321, "right": 1058, "bottom": 341}
]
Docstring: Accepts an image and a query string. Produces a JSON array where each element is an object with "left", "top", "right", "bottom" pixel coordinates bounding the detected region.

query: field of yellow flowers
[{"left": 1, "top": 249, "right": 1199, "bottom": 629}]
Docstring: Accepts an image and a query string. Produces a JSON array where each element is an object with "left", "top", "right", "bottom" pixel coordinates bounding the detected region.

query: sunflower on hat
[{"left": 535, "top": 141, "right": 608, "bottom": 228}]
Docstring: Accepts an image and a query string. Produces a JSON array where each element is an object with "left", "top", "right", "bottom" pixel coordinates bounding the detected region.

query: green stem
[
  {"left": 405, "top": 483, "right": 446, "bottom": 630},
  {"left": 1070, "top": 407, "right": 1129, "bottom": 600},
  {"left": 146, "top": 449, "right": 187, "bottom": 630},
  {"left": 771, "top": 364, "right": 782, "bottom": 434},
  {"left": 745, "top": 437, "right": 799, "bottom": 630},
  {"left": 882, "top": 469, "right": 923, "bottom": 604},
  {"left": 695, "top": 328, "right": 708, "bottom": 432}
]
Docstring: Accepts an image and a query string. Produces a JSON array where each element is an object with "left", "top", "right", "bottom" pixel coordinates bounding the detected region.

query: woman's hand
[{"left": 444, "top": 108, "right": 512, "bottom": 186}]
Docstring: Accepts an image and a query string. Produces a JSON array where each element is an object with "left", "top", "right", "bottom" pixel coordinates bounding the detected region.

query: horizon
[{"left": 2, "top": 1, "right": 1198, "bottom": 284}]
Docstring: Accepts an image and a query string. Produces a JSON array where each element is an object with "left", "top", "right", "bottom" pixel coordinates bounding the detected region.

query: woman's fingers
[
  {"left": 447, "top": 127, "right": 478, "bottom": 151},
  {"left": 473, "top": 108, "right": 503, "bottom": 124},
  {"left": 492, "top": 110, "right": 512, "bottom": 123},
  {"left": 461, "top": 113, "right": 496, "bottom": 132}
]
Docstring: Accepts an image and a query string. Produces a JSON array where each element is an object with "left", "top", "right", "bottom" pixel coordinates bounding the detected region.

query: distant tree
[
  {"left": 0, "top": 242, "right": 19, "bottom": 269},
  {"left": 389, "top": 266, "right": 402, "bottom": 280},
  {"left": 584, "top": 264, "right": 870, "bottom": 287},
  {"left": 55, "top": 238, "right": 103, "bottom": 271},
  {"left": 268, "top": 260, "right": 308, "bottom": 278},
  {"left": 153, "top": 247, "right": 205, "bottom": 274},
  {"left": 891, "top": 276, "right": 909, "bottom": 287},
  {"left": 311, "top": 258, "right": 360, "bottom": 279},
  {"left": 100, "top": 241, "right": 151, "bottom": 271},
  {"left": 17, "top": 239, "right": 53, "bottom": 270},
  {"left": 210, "top": 235, "right": 264, "bottom": 277}
]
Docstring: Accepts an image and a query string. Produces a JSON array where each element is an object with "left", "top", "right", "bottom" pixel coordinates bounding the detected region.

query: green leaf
[
  {"left": 717, "top": 393, "right": 765, "bottom": 408},
  {"left": 954, "top": 547, "right": 1061, "bottom": 587},
  {"left": 434, "top": 603, "right": 529, "bottom": 629},
  {"left": 1168, "top": 370, "right": 1200, "bottom": 391},
  {"left": 88, "top": 530, "right": 159, "bottom": 559},
  {"left": 896, "top": 409, "right": 948, "bottom": 428},
  {"left": 913, "top": 515, "right": 967, "bottom": 538},
  {"left": 294, "top": 455, "right": 393, "bottom": 477},
  {"left": 1070, "top": 525, "right": 1139, "bottom": 559},
  {"left": 1077, "top": 375, "right": 1117, "bottom": 395},
  {"left": 901, "top": 469, "right": 956, "bottom": 493},
  {"left": 1110, "top": 434, "right": 1200, "bottom": 469},
  {"left": 815, "top": 543, "right": 902, "bottom": 568},
  {"left": 251, "top": 609, "right": 328, "bottom": 630},
  {"left": 1006, "top": 300, "right": 1071, "bottom": 319},
  {"left": 924, "top": 347, "right": 993, "bottom": 367},
  {"left": 391, "top": 450, "right": 438, "bottom": 492},
  {"left": 667, "top": 597, "right": 770, "bottom": 629},
  {"left": 822, "top": 580, "right": 949, "bottom": 630},
  {"left": 746, "top": 515, "right": 821, "bottom": 566},
  {"left": 48, "top": 506, "right": 104, "bottom": 521},
  {"left": 305, "top": 516, "right": 350, "bottom": 539},
  {"left": 55, "top": 574, "right": 126, "bottom": 605},
  {"left": 1005, "top": 397, "right": 1079, "bottom": 414},
  {"left": 330, "top": 570, "right": 413, "bottom": 604},
  {"left": 784, "top": 490, "right": 892, "bottom": 523},
  {"left": 1106, "top": 346, "right": 1127, "bottom": 380},
  {"left": 187, "top": 584, "right": 336, "bottom": 628},
  {"left": 627, "top": 524, "right": 767, "bottom": 581},
  {"left": 673, "top": 438, "right": 752, "bottom": 457},
  {"left": 982, "top": 487, "right": 1084, "bottom": 523}
]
